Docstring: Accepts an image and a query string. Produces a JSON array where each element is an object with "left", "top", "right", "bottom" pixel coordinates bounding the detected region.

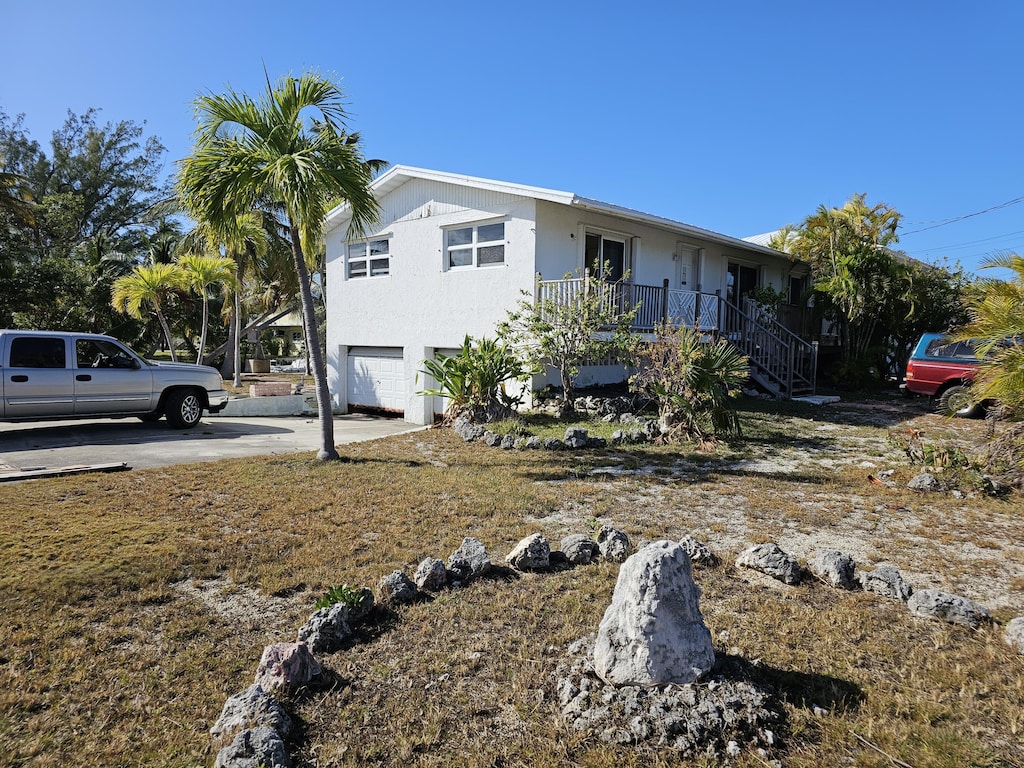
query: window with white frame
[
  {"left": 347, "top": 238, "right": 390, "bottom": 278},
  {"left": 445, "top": 221, "right": 505, "bottom": 269}
]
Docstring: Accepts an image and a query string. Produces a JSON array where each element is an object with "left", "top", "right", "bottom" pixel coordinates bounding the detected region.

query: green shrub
[
  {"left": 418, "top": 335, "right": 530, "bottom": 422},
  {"left": 630, "top": 324, "right": 749, "bottom": 443}
]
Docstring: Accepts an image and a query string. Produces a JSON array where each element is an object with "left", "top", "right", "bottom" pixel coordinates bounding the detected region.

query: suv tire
[{"left": 937, "top": 384, "right": 982, "bottom": 418}]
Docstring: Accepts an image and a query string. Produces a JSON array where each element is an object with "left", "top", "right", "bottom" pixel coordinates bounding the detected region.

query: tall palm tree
[
  {"left": 175, "top": 252, "right": 236, "bottom": 365},
  {"left": 178, "top": 71, "right": 381, "bottom": 460},
  {"left": 110, "top": 263, "right": 186, "bottom": 361}
]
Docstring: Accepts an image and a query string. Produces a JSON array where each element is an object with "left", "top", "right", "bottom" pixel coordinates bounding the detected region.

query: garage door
[{"left": 347, "top": 348, "right": 404, "bottom": 413}]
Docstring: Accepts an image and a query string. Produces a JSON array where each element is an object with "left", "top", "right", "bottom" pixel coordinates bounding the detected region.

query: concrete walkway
[{"left": 0, "top": 413, "right": 421, "bottom": 474}]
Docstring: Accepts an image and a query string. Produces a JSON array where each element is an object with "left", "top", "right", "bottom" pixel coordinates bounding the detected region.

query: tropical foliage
[
  {"left": 771, "top": 194, "right": 967, "bottom": 383},
  {"left": 110, "top": 263, "right": 187, "bottom": 361},
  {"left": 629, "top": 324, "right": 749, "bottom": 443},
  {"left": 498, "top": 271, "right": 639, "bottom": 415},
  {"left": 174, "top": 252, "right": 236, "bottom": 365},
  {"left": 418, "top": 336, "right": 531, "bottom": 422},
  {"left": 0, "top": 109, "right": 169, "bottom": 336},
  {"left": 178, "top": 71, "right": 382, "bottom": 460},
  {"left": 955, "top": 253, "right": 1024, "bottom": 417}
]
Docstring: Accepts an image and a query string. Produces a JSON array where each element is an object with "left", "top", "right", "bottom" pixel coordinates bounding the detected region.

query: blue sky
[{"left": 4, "top": 1, "right": 1022, "bottom": 276}]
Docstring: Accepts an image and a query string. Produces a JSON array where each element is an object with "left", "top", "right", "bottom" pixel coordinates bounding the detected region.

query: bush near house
[
  {"left": 630, "top": 324, "right": 750, "bottom": 443},
  {"left": 419, "top": 335, "right": 531, "bottom": 423}
]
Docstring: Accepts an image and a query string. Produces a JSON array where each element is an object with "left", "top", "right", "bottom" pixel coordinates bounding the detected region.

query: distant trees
[
  {"left": 0, "top": 109, "right": 169, "bottom": 337},
  {"left": 772, "top": 194, "right": 967, "bottom": 384}
]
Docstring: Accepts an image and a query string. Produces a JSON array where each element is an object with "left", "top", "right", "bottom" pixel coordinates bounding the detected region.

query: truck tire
[
  {"left": 937, "top": 384, "right": 982, "bottom": 418},
  {"left": 165, "top": 389, "right": 204, "bottom": 429}
]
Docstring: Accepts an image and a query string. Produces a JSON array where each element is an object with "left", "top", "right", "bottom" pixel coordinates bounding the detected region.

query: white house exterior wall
[
  {"left": 325, "top": 178, "right": 539, "bottom": 424},
  {"left": 534, "top": 201, "right": 790, "bottom": 294},
  {"left": 325, "top": 168, "right": 795, "bottom": 425}
]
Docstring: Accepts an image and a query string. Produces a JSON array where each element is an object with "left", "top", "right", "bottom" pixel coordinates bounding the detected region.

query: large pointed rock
[{"left": 593, "top": 540, "right": 715, "bottom": 686}]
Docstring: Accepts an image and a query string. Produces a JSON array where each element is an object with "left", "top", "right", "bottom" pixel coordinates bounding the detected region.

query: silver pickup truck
[{"left": 0, "top": 330, "right": 230, "bottom": 429}]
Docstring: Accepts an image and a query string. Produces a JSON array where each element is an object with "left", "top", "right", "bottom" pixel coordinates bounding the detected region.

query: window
[
  {"left": 10, "top": 336, "right": 66, "bottom": 368},
  {"left": 585, "top": 232, "right": 627, "bottom": 281},
  {"left": 446, "top": 222, "right": 505, "bottom": 269},
  {"left": 347, "top": 239, "right": 390, "bottom": 278},
  {"left": 75, "top": 338, "right": 136, "bottom": 369}
]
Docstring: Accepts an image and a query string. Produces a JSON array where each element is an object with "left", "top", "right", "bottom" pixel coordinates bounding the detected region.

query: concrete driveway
[{"left": 0, "top": 413, "right": 421, "bottom": 475}]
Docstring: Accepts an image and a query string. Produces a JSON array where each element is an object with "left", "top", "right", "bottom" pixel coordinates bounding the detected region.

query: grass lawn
[{"left": 1, "top": 395, "right": 1022, "bottom": 766}]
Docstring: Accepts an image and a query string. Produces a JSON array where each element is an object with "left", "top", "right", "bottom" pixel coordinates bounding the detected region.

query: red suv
[{"left": 902, "top": 333, "right": 983, "bottom": 416}]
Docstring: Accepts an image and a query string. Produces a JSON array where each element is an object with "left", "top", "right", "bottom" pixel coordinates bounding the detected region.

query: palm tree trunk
[
  {"left": 221, "top": 303, "right": 237, "bottom": 377},
  {"left": 156, "top": 310, "right": 177, "bottom": 362},
  {"left": 233, "top": 285, "right": 242, "bottom": 387},
  {"left": 198, "top": 292, "right": 209, "bottom": 367},
  {"left": 289, "top": 223, "right": 338, "bottom": 460}
]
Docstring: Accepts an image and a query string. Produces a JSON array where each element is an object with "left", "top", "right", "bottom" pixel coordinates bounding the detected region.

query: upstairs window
[
  {"left": 347, "top": 239, "right": 390, "bottom": 279},
  {"left": 446, "top": 222, "right": 505, "bottom": 269}
]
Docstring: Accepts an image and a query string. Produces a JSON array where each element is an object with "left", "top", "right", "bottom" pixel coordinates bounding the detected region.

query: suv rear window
[
  {"left": 924, "top": 339, "right": 978, "bottom": 360},
  {"left": 9, "top": 336, "right": 67, "bottom": 368}
]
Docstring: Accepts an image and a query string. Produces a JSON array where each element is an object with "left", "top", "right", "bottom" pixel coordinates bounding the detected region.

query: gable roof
[{"left": 326, "top": 165, "right": 785, "bottom": 258}]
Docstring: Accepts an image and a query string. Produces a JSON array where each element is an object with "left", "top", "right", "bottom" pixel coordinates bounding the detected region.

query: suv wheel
[
  {"left": 166, "top": 389, "right": 203, "bottom": 429},
  {"left": 937, "top": 384, "right": 982, "bottom": 418}
]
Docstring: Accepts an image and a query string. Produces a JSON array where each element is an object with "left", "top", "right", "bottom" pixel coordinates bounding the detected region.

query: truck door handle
[
  {"left": 10, "top": 375, "right": 28, "bottom": 382},
  {"left": 76, "top": 374, "right": 92, "bottom": 382}
]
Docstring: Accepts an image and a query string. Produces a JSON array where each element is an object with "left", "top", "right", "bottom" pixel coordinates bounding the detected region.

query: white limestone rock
[
  {"left": 414, "top": 557, "right": 448, "bottom": 591},
  {"left": 736, "top": 543, "right": 802, "bottom": 585},
  {"left": 210, "top": 684, "right": 292, "bottom": 748},
  {"left": 812, "top": 550, "right": 857, "bottom": 590},
  {"left": 214, "top": 726, "right": 290, "bottom": 768},
  {"left": 597, "top": 525, "right": 631, "bottom": 563},
  {"left": 505, "top": 533, "right": 550, "bottom": 571},
  {"left": 907, "top": 589, "right": 992, "bottom": 628},
  {"left": 593, "top": 540, "right": 715, "bottom": 686}
]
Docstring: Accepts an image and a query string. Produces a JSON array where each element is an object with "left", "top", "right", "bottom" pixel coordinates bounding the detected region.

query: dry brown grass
[{"left": 1, "top": 395, "right": 1023, "bottom": 766}]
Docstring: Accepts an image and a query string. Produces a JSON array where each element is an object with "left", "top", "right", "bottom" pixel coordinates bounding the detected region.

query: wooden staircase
[{"left": 719, "top": 298, "right": 817, "bottom": 398}]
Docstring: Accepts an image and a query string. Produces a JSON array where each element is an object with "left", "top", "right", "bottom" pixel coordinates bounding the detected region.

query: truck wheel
[
  {"left": 937, "top": 385, "right": 981, "bottom": 417},
  {"left": 166, "top": 389, "right": 203, "bottom": 429}
]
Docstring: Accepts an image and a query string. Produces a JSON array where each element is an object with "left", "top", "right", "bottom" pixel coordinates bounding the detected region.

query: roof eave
[{"left": 569, "top": 196, "right": 788, "bottom": 259}]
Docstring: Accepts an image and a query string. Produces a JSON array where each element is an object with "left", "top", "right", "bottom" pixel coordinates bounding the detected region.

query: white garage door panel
[{"left": 347, "top": 348, "right": 404, "bottom": 412}]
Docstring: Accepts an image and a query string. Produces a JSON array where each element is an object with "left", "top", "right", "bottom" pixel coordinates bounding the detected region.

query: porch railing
[
  {"left": 535, "top": 274, "right": 817, "bottom": 397},
  {"left": 536, "top": 276, "right": 720, "bottom": 331}
]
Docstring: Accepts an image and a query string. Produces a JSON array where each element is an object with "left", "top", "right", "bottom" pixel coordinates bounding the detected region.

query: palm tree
[
  {"left": 956, "top": 253, "right": 1024, "bottom": 416},
  {"left": 175, "top": 252, "right": 236, "bottom": 365},
  {"left": 0, "top": 169, "right": 35, "bottom": 226},
  {"left": 110, "top": 263, "right": 186, "bottom": 361},
  {"left": 178, "top": 71, "right": 381, "bottom": 460}
]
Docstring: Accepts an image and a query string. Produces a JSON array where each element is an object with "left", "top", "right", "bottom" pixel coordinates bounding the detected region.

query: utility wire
[{"left": 901, "top": 194, "right": 1024, "bottom": 235}]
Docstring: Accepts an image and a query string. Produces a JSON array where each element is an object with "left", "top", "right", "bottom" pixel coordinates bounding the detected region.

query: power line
[
  {"left": 901, "top": 194, "right": 1024, "bottom": 235},
  {"left": 904, "top": 228, "right": 1024, "bottom": 254}
]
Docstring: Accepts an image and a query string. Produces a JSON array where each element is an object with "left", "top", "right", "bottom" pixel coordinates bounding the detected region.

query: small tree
[
  {"left": 498, "top": 271, "right": 638, "bottom": 416},
  {"left": 630, "top": 324, "right": 750, "bottom": 444},
  {"left": 418, "top": 335, "right": 530, "bottom": 423},
  {"left": 110, "top": 263, "right": 186, "bottom": 361},
  {"left": 175, "top": 252, "right": 236, "bottom": 365}
]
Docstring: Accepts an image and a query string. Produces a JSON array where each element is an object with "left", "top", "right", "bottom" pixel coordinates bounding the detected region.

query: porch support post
[{"left": 661, "top": 278, "right": 669, "bottom": 327}]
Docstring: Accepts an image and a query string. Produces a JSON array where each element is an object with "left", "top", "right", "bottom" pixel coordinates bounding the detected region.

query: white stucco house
[{"left": 324, "top": 166, "right": 816, "bottom": 425}]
